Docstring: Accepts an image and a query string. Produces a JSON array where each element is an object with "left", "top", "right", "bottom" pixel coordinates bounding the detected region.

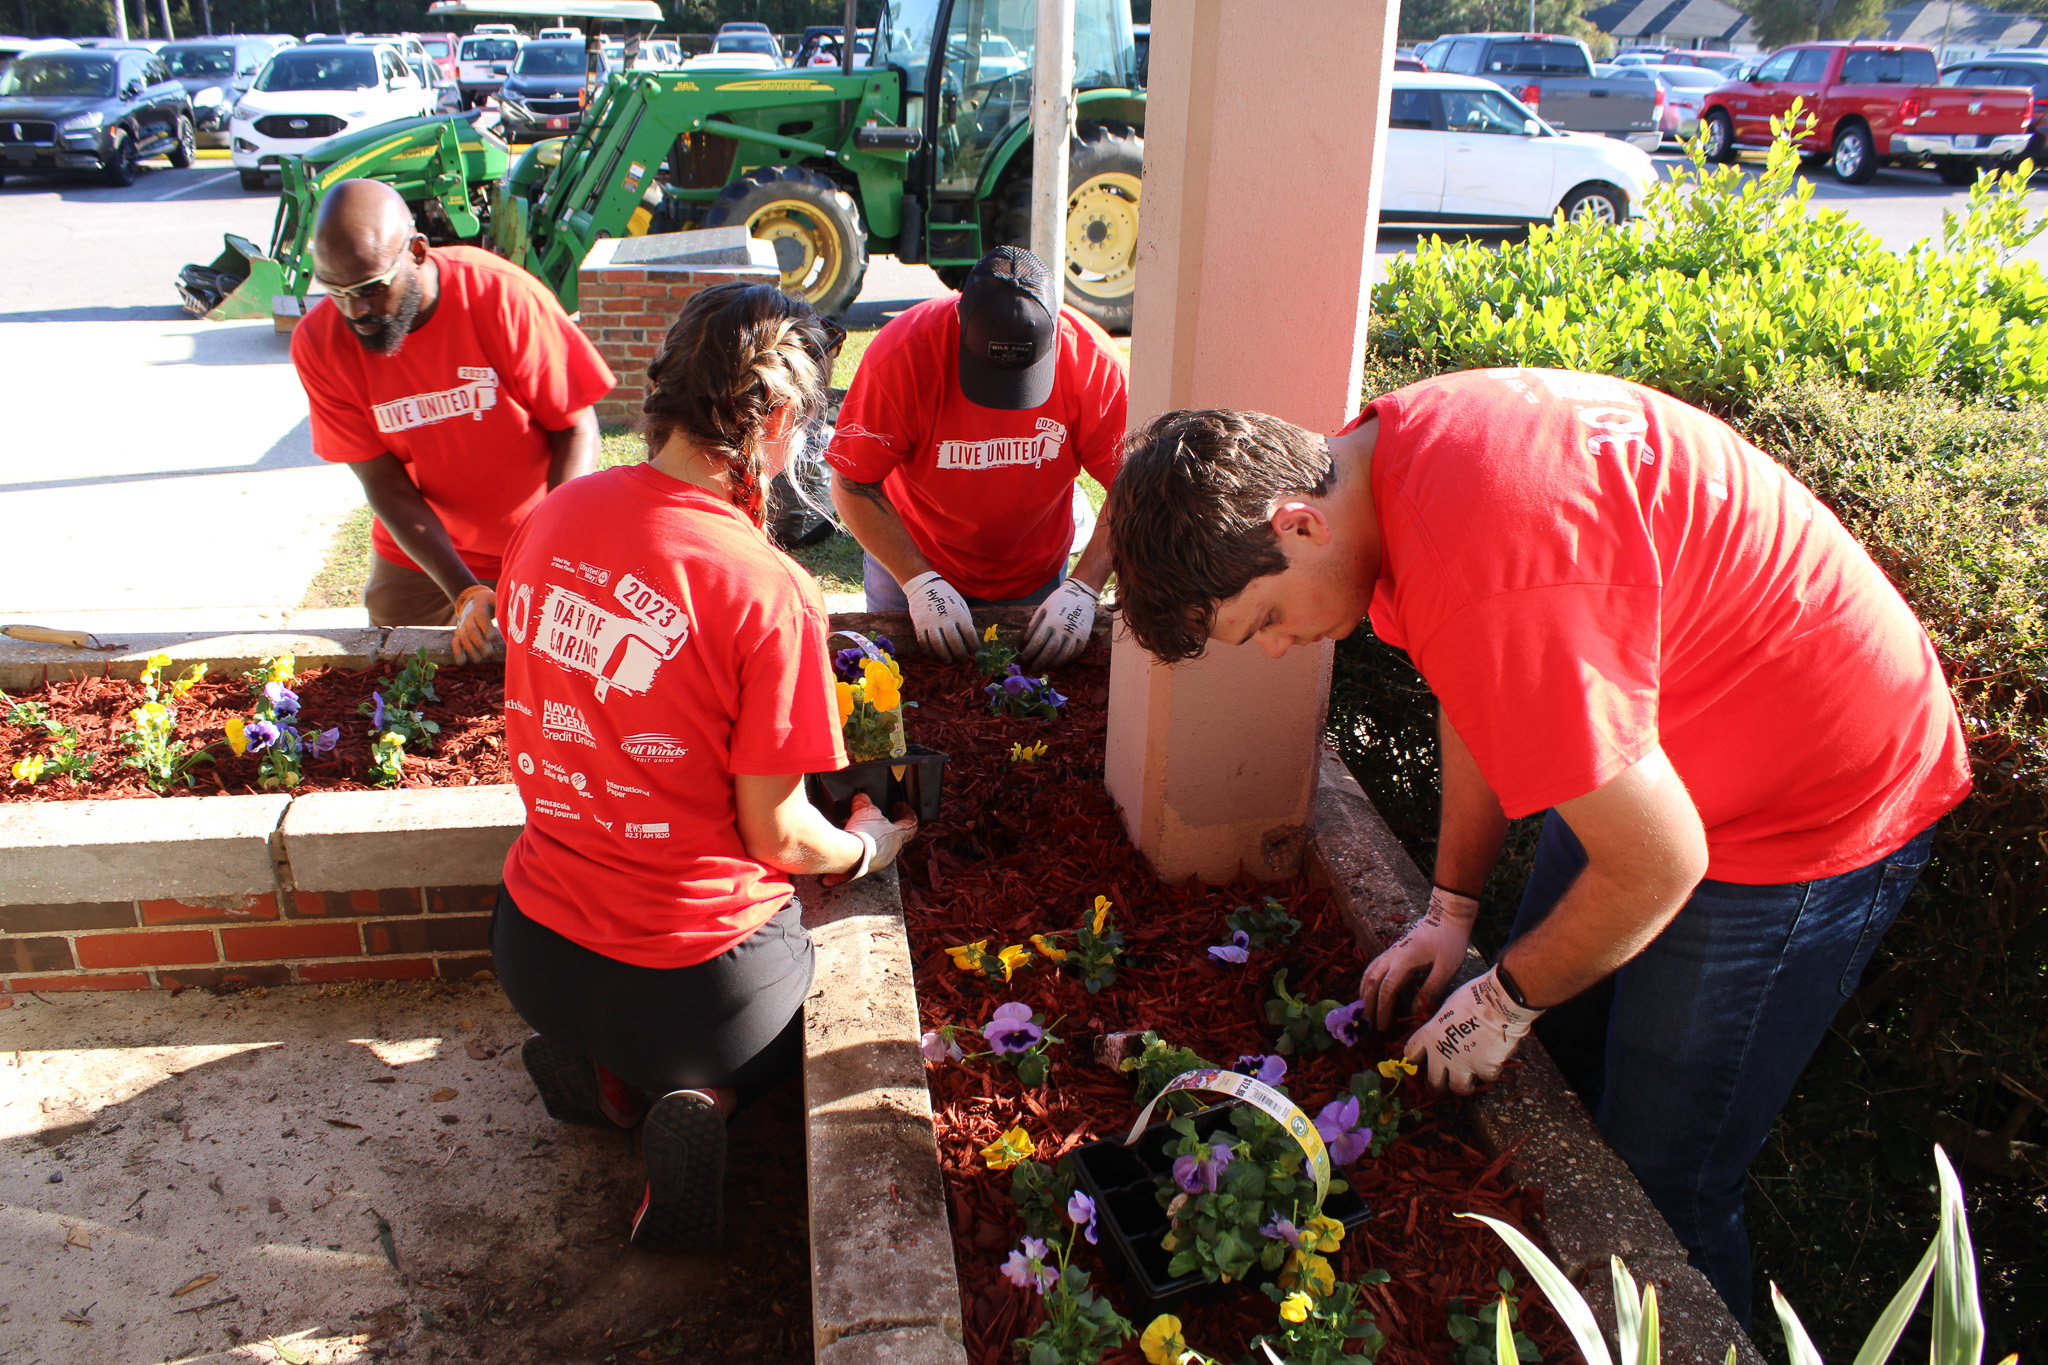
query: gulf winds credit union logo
[{"left": 620, "top": 733, "right": 689, "bottom": 762}]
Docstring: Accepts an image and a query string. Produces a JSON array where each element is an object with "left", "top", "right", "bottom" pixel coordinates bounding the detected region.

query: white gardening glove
[
  {"left": 1405, "top": 967, "right": 1542, "bottom": 1096},
  {"left": 450, "top": 584, "right": 502, "bottom": 665},
  {"left": 829, "top": 793, "right": 918, "bottom": 885},
  {"left": 903, "top": 570, "right": 978, "bottom": 663},
  {"left": 1019, "top": 577, "right": 1099, "bottom": 668},
  {"left": 1356, "top": 885, "right": 1480, "bottom": 1033}
]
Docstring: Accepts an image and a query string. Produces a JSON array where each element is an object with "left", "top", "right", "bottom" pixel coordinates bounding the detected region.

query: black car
[
  {"left": 1942, "top": 56, "right": 2048, "bottom": 167},
  {"left": 157, "top": 36, "right": 277, "bottom": 144},
  {"left": 0, "top": 47, "right": 194, "bottom": 185},
  {"left": 494, "top": 39, "right": 590, "bottom": 143}
]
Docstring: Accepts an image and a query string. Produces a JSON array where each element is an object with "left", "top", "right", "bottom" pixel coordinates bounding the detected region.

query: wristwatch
[{"left": 1494, "top": 957, "right": 1532, "bottom": 1010}]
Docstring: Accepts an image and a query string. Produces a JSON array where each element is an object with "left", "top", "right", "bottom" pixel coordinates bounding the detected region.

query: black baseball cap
[{"left": 956, "top": 246, "right": 1060, "bottom": 411}]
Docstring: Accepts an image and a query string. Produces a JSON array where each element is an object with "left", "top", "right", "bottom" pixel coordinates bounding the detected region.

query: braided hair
[{"left": 641, "top": 282, "right": 834, "bottom": 526}]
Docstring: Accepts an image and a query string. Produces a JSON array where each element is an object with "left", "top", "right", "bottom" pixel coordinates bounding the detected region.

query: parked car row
[{"left": 0, "top": 45, "right": 194, "bottom": 184}]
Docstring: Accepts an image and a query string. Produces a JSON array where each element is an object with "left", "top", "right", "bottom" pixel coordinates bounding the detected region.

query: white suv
[{"left": 230, "top": 41, "right": 430, "bottom": 189}]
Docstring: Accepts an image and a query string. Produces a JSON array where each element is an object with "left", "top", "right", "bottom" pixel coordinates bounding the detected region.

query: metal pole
[
  {"left": 841, "top": 0, "right": 857, "bottom": 75},
  {"left": 1031, "top": 0, "right": 1075, "bottom": 314},
  {"left": 158, "top": 0, "right": 174, "bottom": 40},
  {"left": 112, "top": 0, "right": 130, "bottom": 40}
]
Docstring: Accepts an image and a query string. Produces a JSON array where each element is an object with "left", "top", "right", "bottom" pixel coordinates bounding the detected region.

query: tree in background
[
  {"left": 1738, "top": 0, "right": 1888, "bottom": 48},
  {"left": 1399, "top": 0, "right": 1614, "bottom": 56}
]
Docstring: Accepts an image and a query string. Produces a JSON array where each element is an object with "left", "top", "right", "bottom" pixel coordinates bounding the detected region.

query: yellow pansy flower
[
  {"left": 1029, "top": 933, "right": 1068, "bottom": 962},
  {"left": 1300, "top": 1215, "right": 1345, "bottom": 1253},
  {"left": 133, "top": 702, "right": 167, "bottom": 724},
  {"left": 1279, "top": 1251, "right": 1335, "bottom": 1297},
  {"left": 225, "top": 717, "right": 248, "bottom": 756},
  {"left": 861, "top": 658, "right": 900, "bottom": 712},
  {"left": 145, "top": 652, "right": 173, "bottom": 672},
  {"left": 1278, "top": 1291, "right": 1313, "bottom": 1324},
  {"left": 994, "top": 943, "right": 1034, "bottom": 980},
  {"left": 263, "top": 653, "right": 296, "bottom": 683},
  {"left": 980, "top": 1125, "right": 1033, "bottom": 1171},
  {"left": 1378, "top": 1057, "right": 1419, "bottom": 1080},
  {"left": 1091, "top": 894, "right": 1112, "bottom": 936},
  {"left": 835, "top": 681, "right": 856, "bottom": 726},
  {"left": 945, "top": 940, "right": 991, "bottom": 975},
  {"left": 12, "top": 754, "right": 46, "bottom": 783},
  {"left": 1139, "top": 1314, "right": 1186, "bottom": 1365},
  {"left": 982, "top": 623, "right": 1000, "bottom": 643}
]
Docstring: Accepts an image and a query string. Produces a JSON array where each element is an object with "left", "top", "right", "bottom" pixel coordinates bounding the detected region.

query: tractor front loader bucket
[{"left": 176, "top": 161, "right": 317, "bottom": 321}]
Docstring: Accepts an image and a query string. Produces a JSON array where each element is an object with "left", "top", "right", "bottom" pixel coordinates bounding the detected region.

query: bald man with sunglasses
[{"left": 290, "top": 179, "right": 615, "bottom": 660}]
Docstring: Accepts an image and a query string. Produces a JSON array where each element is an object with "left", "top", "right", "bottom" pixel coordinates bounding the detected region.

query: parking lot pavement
[{"left": 0, "top": 164, "right": 360, "bottom": 631}]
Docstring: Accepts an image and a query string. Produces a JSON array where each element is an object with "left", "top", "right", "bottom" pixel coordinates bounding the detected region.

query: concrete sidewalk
[
  {"left": 0, "top": 981, "right": 810, "bottom": 1364},
  {"left": 0, "top": 314, "right": 360, "bottom": 632}
]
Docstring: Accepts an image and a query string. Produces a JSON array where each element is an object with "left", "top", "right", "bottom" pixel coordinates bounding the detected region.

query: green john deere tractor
[{"left": 178, "top": 0, "right": 1145, "bottom": 332}]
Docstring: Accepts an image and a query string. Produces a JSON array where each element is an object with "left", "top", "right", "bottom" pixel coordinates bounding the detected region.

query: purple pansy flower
[
  {"left": 1236, "top": 1054, "right": 1288, "bottom": 1087},
  {"left": 833, "top": 646, "right": 868, "bottom": 678},
  {"left": 1041, "top": 684, "right": 1067, "bottom": 709},
  {"left": 1171, "top": 1136, "right": 1236, "bottom": 1194},
  {"left": 1207, "top": 929, "right": 1251, "bottom": 965},
  {"left": 1067, "top": 1190, "right": 1098, "bottom": 1245},
  {"left": 1260, "top": 1215, "right": 1302, "bottom": 1246},
  {"left": 982, "top": 1002, "right": 1044, "bottom": 1055},
  {"left": 1001, "top": 1237, "right": 1057, "bottom": 1293},
  {"left": 1001, "top": 672, "right": 1035, "bottom": 697},
  {"left": 920, "top": 1029, "right": 962, "bottom": 1064},
  {"left": 369, "top": 693, "right": 387, "bottom": 730},
  {"left": 263, "top": 681, "right": 300, "bottom": 715},
  {"left": 1314, "top": 1095, "right": 1373, "bottom": 1166},
  {"left": 307, "top": 727, "right": 340, "bottom": 757},
  {"left": 244, "top": 719, "right": 280, "bottom": 754},
  {"left": 1325, "top": 999, "right": 1369, "bottom": 1047},
  {"left": 873, "top": 636, "right": 895, "bottom": 657}
]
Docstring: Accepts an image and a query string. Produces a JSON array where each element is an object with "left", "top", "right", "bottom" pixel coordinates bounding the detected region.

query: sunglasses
[
  {"left": 810, "top": 314, "right": 847, "bottom": 364},
  {"left": 318, "top": 254, "right": 407, "bottom": 301}
]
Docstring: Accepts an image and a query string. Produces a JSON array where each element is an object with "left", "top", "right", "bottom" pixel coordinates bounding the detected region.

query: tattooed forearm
[{"left": 834, "top": 472, "right": 896, "bottom": 511}]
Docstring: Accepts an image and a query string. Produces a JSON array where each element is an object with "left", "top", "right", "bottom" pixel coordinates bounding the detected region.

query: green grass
[{"left": 297, "top": 503, "right": 375, "bottom": 612}]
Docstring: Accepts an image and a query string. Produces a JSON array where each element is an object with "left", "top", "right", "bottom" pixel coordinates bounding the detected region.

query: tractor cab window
[{"left": 929, "top": 0, "right": 1134, "bottom": 194}]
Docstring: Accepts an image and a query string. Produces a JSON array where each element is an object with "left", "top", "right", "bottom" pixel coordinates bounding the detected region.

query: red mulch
[
  {"left": 0, "top": 662, "right": 509, "bottom": 802},
  {"left": 895, "top": 641, "right": 1573, "bottom": 1365}
]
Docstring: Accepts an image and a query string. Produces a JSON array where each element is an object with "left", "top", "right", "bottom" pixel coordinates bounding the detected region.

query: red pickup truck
[{"left": 1699, "top": 42, "right": 2031, "bottom": 183}]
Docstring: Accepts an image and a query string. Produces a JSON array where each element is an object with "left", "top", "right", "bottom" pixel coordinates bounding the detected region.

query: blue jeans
[
  {"left": 861, "top": 555, "right": 1067, "bottom": 613},
  {"left": 1508, "top": 813, "right": 1937, "bottom": 1327}
]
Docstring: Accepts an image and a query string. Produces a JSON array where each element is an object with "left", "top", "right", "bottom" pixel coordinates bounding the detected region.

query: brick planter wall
[
  {"left": 3, "top": 886, "right": 497, "bottom": 994},
  {"left": 575, "top": 232, "right": 779, "bottom": 429}
]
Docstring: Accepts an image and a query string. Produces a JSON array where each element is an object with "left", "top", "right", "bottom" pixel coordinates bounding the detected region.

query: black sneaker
[
  {"left": 520, "top": 1035, "right": 610, "bottom": 1128},
  {"left": 630, "top": 1090, "right": 726, "bottom": 1249}
]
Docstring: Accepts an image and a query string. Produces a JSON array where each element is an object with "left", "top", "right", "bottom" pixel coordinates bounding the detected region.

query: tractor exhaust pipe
[{"left": 842, "top": 0, "right": 857, "bottom": 76}]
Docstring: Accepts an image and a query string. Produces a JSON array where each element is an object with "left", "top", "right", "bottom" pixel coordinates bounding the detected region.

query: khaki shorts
[{"left": 363, "top": 555, "right": 496, "bottom": 628}]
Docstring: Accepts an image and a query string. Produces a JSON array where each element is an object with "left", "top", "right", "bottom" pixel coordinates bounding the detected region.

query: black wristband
[{"left": 1493, "top": 958, "right": 1531, "bottom": 1009}]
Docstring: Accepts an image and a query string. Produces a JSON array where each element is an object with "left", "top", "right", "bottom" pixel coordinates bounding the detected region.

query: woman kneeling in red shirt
[{"left": 489, "top": 282, "right": 917, "bottom": 1248}]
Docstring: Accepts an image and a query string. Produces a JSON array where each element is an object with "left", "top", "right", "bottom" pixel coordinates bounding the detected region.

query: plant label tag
[
  {"left": 1124, "top": 1067, "right": 1332, "bottom": 1208},
  {"left": 832, "top": 630, "right": 907, "bottom": 758}
]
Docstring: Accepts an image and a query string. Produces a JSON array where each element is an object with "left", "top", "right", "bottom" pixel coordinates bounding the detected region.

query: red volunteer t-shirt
[
  {"left": 292, "top": 246, "right": 616, "bottom": 578},
  {"left": 826, "top": 295, "right": 1128, "bottom": 600},
  {"left": 1359, "top": 368, "right": 1970, "bottom": 884},
  {"left": 495, "top": 465, "right": 847, "bottom": 969}
]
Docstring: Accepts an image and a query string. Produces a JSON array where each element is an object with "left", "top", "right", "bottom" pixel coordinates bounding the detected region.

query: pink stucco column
[{"left": 1104, "top": 0, "right": 1397, "bottom": 883}]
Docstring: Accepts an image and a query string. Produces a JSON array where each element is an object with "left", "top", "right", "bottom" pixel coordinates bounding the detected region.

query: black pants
[{"left": 490, "top": 886, "right": 813, "bottom": 1101}]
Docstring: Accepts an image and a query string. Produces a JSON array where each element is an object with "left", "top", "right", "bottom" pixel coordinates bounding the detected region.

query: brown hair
[
  {"left": 1106, "top": 409, "right": 1335, "bottom": 664},
  {"left": 642, "top": 282, "right": 835, "bottom": 525}
]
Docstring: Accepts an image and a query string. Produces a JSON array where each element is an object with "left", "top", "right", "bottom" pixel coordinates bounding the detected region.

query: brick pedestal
[{"left": 575, "top": 231, "right": 780, "bottom": 430}]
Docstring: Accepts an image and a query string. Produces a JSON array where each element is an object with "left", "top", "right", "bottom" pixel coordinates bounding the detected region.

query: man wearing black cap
[{"left": 826, "top": 247, "right": 1128, "bottom": 667}]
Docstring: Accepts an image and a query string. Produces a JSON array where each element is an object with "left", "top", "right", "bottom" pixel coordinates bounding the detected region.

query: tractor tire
[
  {"left": 992, "top": 120, "right": 1144, "bottom": 335},
  {"left": 168, "top": 114, "right": 195, "bottom": 168},
  {"left": 103, "top": 127, "right": 137, "bottom": 186},
  {"left": 1702, "top": 109, "right": 1738, "bottom": 165},
  {"left": 1832, "top": 123, "right": 1876, "bottom": 184},
  {"left": 239, "top": 168, "right": 268, "bottom": 191},
  {"left": 703, "top": 165, "right": 867, "bottom": 318},
  {"left": 1937, "top": 159, "right": 1980, "bottom": 186},
  {"left": 1558, "top": 181, "right": 1627, "bottom": 225}
]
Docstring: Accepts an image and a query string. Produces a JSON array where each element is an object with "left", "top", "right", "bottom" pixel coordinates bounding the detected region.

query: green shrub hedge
[{"left": 1334, "top": 133, "right": 2047, "bottom": 1357}]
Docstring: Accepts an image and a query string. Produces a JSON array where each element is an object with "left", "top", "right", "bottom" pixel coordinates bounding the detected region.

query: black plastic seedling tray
[
  {"left": 1071, "top": 1102, "right": 1371, "bottom": 1319},
  {"left": 807, "top": 744, "right": 949, "bottom": 825}
]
